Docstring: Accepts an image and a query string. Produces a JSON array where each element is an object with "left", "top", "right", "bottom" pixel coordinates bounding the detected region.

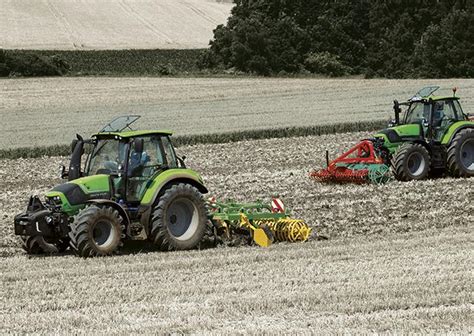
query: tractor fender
[
  {"left": 140, "top": 169, "right": 208, "bottom": 206},
  {"left": 85, "top": 199, "right": 130, "bottom": 227},
  {"left": 442, "top": 122, "right": 474, "bottom": 145}
]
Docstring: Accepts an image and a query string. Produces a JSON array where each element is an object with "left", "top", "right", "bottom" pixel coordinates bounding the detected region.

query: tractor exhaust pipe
[
  {"left": 393, "top": 100, "right": 401, "bottom": 125},
  {"left": 69, "top": 134, "right": 84, "bottom": 181}
]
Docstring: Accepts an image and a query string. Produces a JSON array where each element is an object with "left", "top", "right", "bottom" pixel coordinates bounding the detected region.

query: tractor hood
[
  {"left": 374, "top": 124, "right": 422, "bottom": 153},
  {"left": 45, "top": 175, "right": 111, "bottom": 214}
]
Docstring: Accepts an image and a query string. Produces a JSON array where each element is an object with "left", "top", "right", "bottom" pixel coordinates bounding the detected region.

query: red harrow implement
[{"left": 310, "top": 140, "right": 391, "bottom": 184}]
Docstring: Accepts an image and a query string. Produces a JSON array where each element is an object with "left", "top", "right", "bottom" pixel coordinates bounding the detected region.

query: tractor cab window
[
  {"left": 453, "top": 100, "right": 464, "bottom": 118},
  {"left": 405, "top": 102, "right": 431, "bottom": 124},
  {"left": 161, "top": 136, "right": 178, "bottom": 168},
  {"left": 87, "top": 140, "right": 125, "bottom": 175},
  {"left": 433, "top": 100, "right": 462, "bottom": 140},
  {"left": 127, "top": 136, "right": 166, "bottom": 201},
  {"left": 128, "top": 137, "right": 162, "bottom": 178}
]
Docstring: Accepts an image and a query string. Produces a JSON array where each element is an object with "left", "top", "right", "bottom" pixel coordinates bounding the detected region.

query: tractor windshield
[
  {"left": 404, "top": 102, "right": 431, "bottom": 124},
  {"left": 87, "top": 139, "right": 126, "bottom": 175}
]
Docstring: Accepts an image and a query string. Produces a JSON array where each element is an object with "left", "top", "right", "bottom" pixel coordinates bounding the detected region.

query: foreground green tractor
[
  {"left": 15, "top": 116, "right": 211, "bottom": 257},
  {"left": 374, "top": 86, "right": 474, "bottom": 181},
  {"left": 15, "top": 116, "right": 312, "bottom": 257}
]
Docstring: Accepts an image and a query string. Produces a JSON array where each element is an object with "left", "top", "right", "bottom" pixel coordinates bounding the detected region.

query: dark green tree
[{"left": 201, "top": 0, "right": 474, "bottom": 77}]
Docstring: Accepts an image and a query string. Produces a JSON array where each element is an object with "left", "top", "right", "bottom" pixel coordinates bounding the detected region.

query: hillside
[{"left": 0, "top": 0, "right": 232, "bottom": 50}]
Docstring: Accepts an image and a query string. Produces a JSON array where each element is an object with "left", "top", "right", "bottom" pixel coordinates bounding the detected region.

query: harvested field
[
  {"left": 0, "top": 131, "right": 472, "bottom": 333},
  {"left": 0, "top": 0, "right": 232, "bottom": 50},
  {"left": 1, "top": 131, "right": 472, "bottom": 250},
  {"left": 1, "top": 227, "right": 472, "bottom": 334},
  {"left": 2, "top": 77, "right": 474, "bottom": 149}
]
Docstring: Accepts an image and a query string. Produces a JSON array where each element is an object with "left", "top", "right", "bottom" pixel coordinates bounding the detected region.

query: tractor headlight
[{"left": 47, "top": 196, "right": 62, "bottom": 206}]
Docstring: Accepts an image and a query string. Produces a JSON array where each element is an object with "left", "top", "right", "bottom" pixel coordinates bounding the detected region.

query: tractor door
[
  {"left": 126, "top": 135, "right": 177, "bottom": 202},
  {"left": 404, "top": 102, "right": 431, "bottom": 137},
  {"left": 432, "top": 100, "right": 463, "bottom": 141}
]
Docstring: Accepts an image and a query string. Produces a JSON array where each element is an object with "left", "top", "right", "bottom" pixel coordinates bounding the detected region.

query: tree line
[{"left": 200, "top": 0, "right": 474, "bottom": 77}]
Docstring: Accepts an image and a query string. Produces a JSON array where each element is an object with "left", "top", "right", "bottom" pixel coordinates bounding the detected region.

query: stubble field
[
  {"left": 0, "top": 0, "right": 232, "bottom": 50},
  {"left": 1, "top": 132, "right": 472, "bottom": 333},
  {"left": 2, "top": 78, "right": 474, "bottom": 149}
]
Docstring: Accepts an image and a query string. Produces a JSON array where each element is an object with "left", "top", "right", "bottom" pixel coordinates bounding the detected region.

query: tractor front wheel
[
  {"left": 447, "top": 129, "right": 474, "bottom": 177},
  {"left": 69, "top": 205, "right": 125, "bottom": 258},
  {"left": 392, "top": 143, "right": 431, "bottom": 181},
  {"left": 150, "top": 183, "right": 208, "bottom": 251}
]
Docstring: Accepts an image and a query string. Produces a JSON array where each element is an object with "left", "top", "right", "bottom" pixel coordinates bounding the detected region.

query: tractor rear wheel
[
  {"left": 150, "top": 183, "right": 208, "bottom": 251},
  {"left": 69, "top": 205, "right": 124, "bottom": 258},
  {"left": 447, "top": 129, "right": 474, "bottom": 177},
  {"left": 392, "top": 143, "right": 431, "bottom": 181}
]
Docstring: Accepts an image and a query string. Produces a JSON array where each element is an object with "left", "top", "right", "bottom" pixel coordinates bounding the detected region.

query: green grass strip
[{"left": 0, "top": 120, "right": 387, "bottom": 160}]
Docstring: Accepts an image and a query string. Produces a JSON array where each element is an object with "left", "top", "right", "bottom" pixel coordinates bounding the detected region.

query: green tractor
[
  {"left": 14, "top": 116, "right": 212, "bottom": 257},
  {"left": 374, "top": 86, "right": 474, "bottom": 181}
]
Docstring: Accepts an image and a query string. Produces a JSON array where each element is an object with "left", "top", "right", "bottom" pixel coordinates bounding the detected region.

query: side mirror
[
  {"left": 178, "top": 155, "right": 186, "bottom": 168},
  {"left": 134, "top": 138, "right": 144, "bottom": 154}
]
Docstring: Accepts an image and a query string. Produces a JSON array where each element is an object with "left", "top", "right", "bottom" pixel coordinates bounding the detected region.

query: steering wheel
[{"left": 440, "top": 115, "right": 456, "bottom": 123}]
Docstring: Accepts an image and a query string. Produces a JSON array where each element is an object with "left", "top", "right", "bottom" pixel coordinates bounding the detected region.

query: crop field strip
[
  {"left": 1, "top": 78, "right": 473, "bottom": 151},
  {"left": 0, "top": 0, "right": 232, "bottom": 50},
  {"left": 4, "top": 49, "right": 206, "bottom": 76},
  {"left": 0, "top": 132, "right": 472, "bottom": 333}
]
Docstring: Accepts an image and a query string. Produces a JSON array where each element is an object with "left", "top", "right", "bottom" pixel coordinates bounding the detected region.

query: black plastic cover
[{"left": 52, "top": 183, "right": 88, "bottom": 206}]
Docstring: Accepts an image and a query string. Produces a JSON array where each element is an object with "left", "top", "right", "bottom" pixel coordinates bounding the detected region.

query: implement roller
[{"left": 209, "top": 198, "right": 311, "bottom": 247}]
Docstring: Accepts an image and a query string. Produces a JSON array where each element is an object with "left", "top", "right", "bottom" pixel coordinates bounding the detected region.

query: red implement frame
[{"left": 310, "top": 140, "right": 384, "bottom": 183}]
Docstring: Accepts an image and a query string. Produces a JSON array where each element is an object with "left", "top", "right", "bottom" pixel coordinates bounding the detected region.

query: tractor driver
[{"left": 128, "top": 149, "right": 150, "bottom": 177}]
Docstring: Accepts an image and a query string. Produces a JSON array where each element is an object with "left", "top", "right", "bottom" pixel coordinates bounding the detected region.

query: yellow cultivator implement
[{"left": 209, "top": 198, "right": 311, "bottom": 247}]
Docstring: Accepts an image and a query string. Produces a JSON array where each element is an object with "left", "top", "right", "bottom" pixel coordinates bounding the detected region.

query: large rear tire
[
  {"left": 447, "top": 128, "right": 474, "bottom": 177},
  {"left": 150, "top": 183, "right": 208, "bottom": 251},
  {"left": 69, "top": 205, "right": 124, "bottom": 258},
  {"left": 391, "top": 143, "right": 431, "bottom": 181}
]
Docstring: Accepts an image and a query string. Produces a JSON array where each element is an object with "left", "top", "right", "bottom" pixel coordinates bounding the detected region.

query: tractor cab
[
  {"left": 63, "top": 115, "right": 188, "bottom": 207},
  {"left": 392, "top": 86, "right": 467, "bottom": 142}
]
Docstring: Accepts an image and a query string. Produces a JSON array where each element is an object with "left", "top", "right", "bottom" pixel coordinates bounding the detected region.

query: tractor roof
[
  {"left": 408, "top": 86, "right": 460, "bottom": 103},
  {"left": 409, "top": 95, "right": 460, "bottom": 103},
  {"left": 94, "top": 130, "right": 173, "bottom": 139}
]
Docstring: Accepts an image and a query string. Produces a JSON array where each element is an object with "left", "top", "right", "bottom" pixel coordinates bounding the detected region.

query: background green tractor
[
  {"left": 374, "top": 86, "right": 474, "bottom": 181},
  {"left": 14, "top": 116, "right": 212, "bottom": 257}
]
